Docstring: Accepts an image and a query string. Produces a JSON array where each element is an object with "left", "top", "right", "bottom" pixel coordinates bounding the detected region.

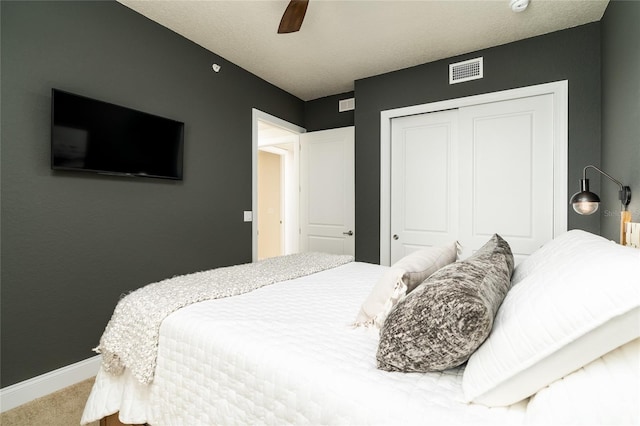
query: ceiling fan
[{"left": 278, "top": 0, "right": 309, "bottom": 34}]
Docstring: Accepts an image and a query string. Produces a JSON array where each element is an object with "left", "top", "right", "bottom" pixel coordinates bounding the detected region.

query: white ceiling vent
[
  {"left": 449, "top": 57, "right": 483, "bottom": 84},
  {"left": 339, "top": 97, "right": 355, "bottom": 112}
]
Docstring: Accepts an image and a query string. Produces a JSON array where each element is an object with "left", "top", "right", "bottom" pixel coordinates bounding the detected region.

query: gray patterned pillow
[{"left": 376, "top": 234, "right": 514, "bottom": 372}]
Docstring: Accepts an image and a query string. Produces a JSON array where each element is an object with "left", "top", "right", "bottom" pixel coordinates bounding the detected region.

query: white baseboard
[{"left": 0, "top": 355, "right": 101, "bottom": 413}]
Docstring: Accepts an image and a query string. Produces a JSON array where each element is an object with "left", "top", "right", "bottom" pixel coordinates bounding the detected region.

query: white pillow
[
  {"left": 462, "top": 230, "right": 640, "bottom": 406},
  {"left": 510, "top": 229, "right": 590, "bottom": 286},
  {"left": 354, "top": 243, "right": 457, "bottom": 329},
  {"left": 525, "top": 338, "right": 640, "bottom": 425}
]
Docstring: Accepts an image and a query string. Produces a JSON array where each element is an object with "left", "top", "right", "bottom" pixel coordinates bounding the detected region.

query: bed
[{"left": 82, "top": 230, "right": 640, "bottom": 425}]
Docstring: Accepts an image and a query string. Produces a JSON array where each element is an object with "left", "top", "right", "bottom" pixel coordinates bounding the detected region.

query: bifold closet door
[{"left": 390, "top": 94, "right": 554, "bottom": 265}]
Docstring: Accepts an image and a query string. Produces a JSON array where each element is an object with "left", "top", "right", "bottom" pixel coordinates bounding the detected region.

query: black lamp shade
[{"left": 570, "top": 178, "right": 600, "bottom": 215}]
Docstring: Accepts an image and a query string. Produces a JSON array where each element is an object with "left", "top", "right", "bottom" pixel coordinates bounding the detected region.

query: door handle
[
  {"left": 393, "top": 234, "right": 399, "bottom": 240},
  {"left": 343, "top": 230, "right": 354, "bottom": 236}
]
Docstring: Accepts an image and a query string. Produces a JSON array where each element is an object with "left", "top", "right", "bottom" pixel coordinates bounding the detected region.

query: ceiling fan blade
[{"left": 278, "top": 0, "right": 309, "bottom": 34}]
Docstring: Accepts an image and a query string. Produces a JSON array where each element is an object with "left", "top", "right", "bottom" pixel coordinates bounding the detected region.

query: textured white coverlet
[
  {"left": 83, "top": 262, "right": 527, "bottom": 425},
  {"left": 94, "top": 252, "right": 352, "bottom": 385}
]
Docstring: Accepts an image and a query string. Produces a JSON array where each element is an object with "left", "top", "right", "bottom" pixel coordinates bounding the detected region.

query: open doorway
[
  {"left": 252, "top": 109, "right": 305, "bottom": 261},
  {"left": 257, "top": 148, "right": 283, "bottom": 260}
]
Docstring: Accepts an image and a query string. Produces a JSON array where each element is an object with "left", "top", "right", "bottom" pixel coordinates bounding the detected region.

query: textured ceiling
[{"left": 117, "top": 0, "right": 609, "bottom": 101}]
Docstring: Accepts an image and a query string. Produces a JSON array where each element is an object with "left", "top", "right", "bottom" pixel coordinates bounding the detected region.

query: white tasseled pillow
[{"left": 353, "top": 242, "right": 457, "bottom": 329}]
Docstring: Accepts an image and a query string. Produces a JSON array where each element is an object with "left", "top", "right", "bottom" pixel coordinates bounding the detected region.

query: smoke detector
[{"left": 510, "top": 0, "right": 529, "bottom": 12}]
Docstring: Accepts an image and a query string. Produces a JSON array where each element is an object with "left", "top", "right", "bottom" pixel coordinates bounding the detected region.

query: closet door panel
[
  {"left": 458, "top": 94, "right": 554, "bottom": 263},
  {"left": 390, "top": 110, "right": 459, "bottom": 263}
]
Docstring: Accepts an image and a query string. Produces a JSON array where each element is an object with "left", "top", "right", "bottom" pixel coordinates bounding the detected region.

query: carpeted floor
[{"left": 0, "top": 377, "right": 99, "bottom": 426}]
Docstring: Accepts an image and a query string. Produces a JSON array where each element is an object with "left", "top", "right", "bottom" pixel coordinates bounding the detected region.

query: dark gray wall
[
  {"left": 2, "top": 0, "right": 630, "bottom": 389},
  {"left": 304, "top": 91, "right": 355, "bottom": 131},
  {"left": 601, "top": 0, "right": 640, "bottom": 241},
  {"left": 0, "top": 0, "right": 304, "bottom": 387},
  {"left": 353, "top": 23, "right": 602, "bottom": 263}
]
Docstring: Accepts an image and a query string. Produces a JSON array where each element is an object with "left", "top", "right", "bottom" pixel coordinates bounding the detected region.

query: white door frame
[
  {"left": 379, "top": 81, "right": 568, "bottom": 265},
  {"left": 252, "top": 109, "right": 305, "bottom": 262}
]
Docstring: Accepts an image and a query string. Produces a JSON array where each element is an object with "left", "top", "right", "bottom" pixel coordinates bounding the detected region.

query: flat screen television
[{"left": 51, "top": 89, "right": 184, "bottom": 180}]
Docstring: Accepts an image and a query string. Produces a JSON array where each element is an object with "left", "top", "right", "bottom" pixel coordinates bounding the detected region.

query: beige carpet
[{"left": 0, "top": 377, "right": 99, "bottom": 426}]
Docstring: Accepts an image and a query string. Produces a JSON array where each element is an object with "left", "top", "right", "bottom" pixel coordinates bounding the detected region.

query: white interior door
[
  {"left": 390, "top": 110, "right": 459, "bottom": 263},
  {"left": 389, "top": 94, "right": 554, "bottom": 265},
  {"left": 300, "top": 126, "right": 355, "bottom": 256},
  {"left": 458, "top": 94, "right": 554, "bottom": 263}
]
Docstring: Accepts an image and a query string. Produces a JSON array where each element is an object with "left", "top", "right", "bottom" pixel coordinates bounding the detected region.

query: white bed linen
[
  {"left": 525, "top": 338, "right": 640, "bottom": 425},
  {"left": 83, "top": 262, "right": 527, "bottom": 425}
]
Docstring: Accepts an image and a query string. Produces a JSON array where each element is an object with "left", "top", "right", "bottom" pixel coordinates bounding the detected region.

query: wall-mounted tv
[{"left": 51, "top": 89, "right": 184, "bottom": 180}]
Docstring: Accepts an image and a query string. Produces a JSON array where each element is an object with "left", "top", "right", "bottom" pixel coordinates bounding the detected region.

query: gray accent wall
[
  {"left": 304, "top": 91, "right": 355, "bottom": 131},
  {"left": 601, "top": 0, "right": 640, "bottom": 241},
  {"left": 353, "top": 23, "right": 603, "bottom": 263},
  {"left": 1, "top": 0, "right": 304, "bottom": 387}
]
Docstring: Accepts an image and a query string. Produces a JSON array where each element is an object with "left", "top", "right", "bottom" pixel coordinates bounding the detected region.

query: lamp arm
[
  {"left": 583, "top": 165, "right": 624, "bottom": 190},
  {"left": 583, "top": 165, "right": 632, "bottom": 209}
]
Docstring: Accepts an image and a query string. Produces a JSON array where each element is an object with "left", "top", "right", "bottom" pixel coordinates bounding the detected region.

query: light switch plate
[{"left": 243, "top": 211, "right": 253, "bottom": 222}]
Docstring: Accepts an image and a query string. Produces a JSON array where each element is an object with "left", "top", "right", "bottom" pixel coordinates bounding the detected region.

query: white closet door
[
  {"left": 389, "top": 94, "right": 555, "bottom": 265},
  {"left": 300, "top": 126, "right": 355, "bottom": 256},
  {"left": 390, "top": 110, "right": 459, "bottom": 263},
  {"left": 458, "top": 94, "right": 554, "bottom": 263}
]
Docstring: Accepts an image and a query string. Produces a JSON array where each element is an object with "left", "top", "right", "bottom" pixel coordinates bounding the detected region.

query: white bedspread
[
  {"left": 96, "top": 252, "right": 353, "bottom": 385},
  {"left": 83, "top": 262, "right": 527, "bottom": 425}
]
